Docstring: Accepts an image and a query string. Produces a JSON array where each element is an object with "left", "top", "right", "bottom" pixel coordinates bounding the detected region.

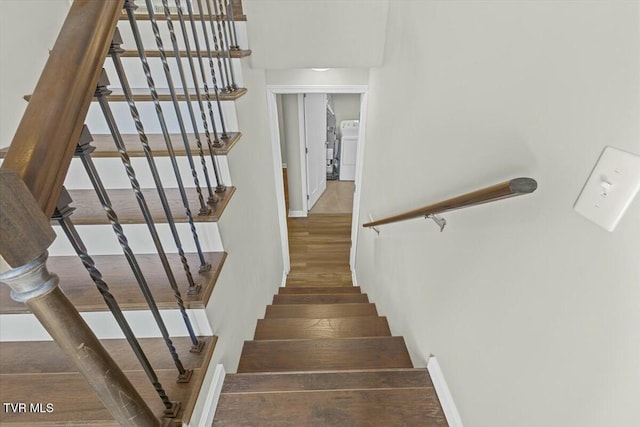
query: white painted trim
[
  {"left": 349, "top": 91, "right": 369, "bottom": 270},
  {"left": 427, "top": 356, "right": 464, "bottom": 427},
  {"left": 280, "top": 269, "right": 288, "bottom": 287},
  {"left": 266, "top": 84, "right": 368, "bottom": 287},
  {"left": 194, "top": 364, "right": 226, "bottom": 427},
  {"left": 351, "top": 269, "right": 359, "bottom": 287},
  {"left": 282, "top": 163, "right": 287, "bottom": 168},
  {"left": 288, "top": 210, "right": 308, "bottom": 218},
  {"left": 265, "top": 89, "right": 291, "bottom": 275},
  {"left": 298, "top": 94, "right": 309, "bottom": 213}
]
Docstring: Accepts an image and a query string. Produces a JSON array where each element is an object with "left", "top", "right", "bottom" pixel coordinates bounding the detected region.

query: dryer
[{"left": 339, "top": 120, "right": 359, "bottom": 181}]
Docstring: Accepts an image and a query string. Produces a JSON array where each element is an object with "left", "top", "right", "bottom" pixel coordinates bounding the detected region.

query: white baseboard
[
  {"left": 351, "top": 269, "right": 358, "bottom": 287},
  {"left": 280, "top": 270, "right": 288, "bottom": 287},
  {"left": 288, "top": 210, "right": 307, "bottom": 218},
  {"left": 427, "top": 356, "right": 464, "bottom": 427},
  {"left": 195, "top": 364, "right": 226, "bottom": 427}
]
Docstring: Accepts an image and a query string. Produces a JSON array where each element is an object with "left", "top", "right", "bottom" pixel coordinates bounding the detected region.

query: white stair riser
[
  {"left": 85, "top": 99, "right": 238, "bottom": 135},
  {"left": 117, "top": 21, "right": 248, "bottom": 56},
  {"left": 64, "top": 155, "right": 232, "bottom": 190},
  {"left": 49, "top": 222, "right": 224, "bottom": 256},
  {"left": 104, "top": 56, "right": 244, "bottom": 89},
  {"left": 0, "top": 309, "right": 211, "bottom": 341}
]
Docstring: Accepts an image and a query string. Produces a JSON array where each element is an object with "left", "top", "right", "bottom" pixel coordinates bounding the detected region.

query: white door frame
[{"left": 266, "top": 85, "right": 368, "bottom": 282}]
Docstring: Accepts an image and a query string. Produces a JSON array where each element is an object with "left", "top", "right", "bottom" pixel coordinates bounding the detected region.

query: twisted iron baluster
[
  {"left": 196, "top": 0, "right": 229, "bottom": 140},
  {"left": 95, "top": 71, "right": 203, "bottom": 348},
  {"left": 226, "top": 0, "right": 240, "bottom": 50},
  {"left": 110, "top": 29, "right": 209, "bottom": 280},
  {"left": 72, "top": 130, "right": 191, "bottom": 383},
  {"left": 52, "top": 188, "right": 180, "bottom": 416},
  {"left": 142, "top": 0, "right": 212, "bottom": 215},
  {"left": 124, "top": 0, "right": 211, "bottom": 272},
  {"left": 215, "top": 0, "right": 238, "bottom": 90},
  {"left": 177, "top": 0, "right": 227, "bottom": 193},
  {"left": 159, "top": 0, "right": 219, "bottom": 203},
  {"left": 207, "top": 0, "right": 232, "bottom": 92}
]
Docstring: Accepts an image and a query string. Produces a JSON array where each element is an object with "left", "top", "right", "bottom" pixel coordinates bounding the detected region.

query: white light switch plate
[{"left": 574, "top": 146, "right": 640, "bottom": 231}]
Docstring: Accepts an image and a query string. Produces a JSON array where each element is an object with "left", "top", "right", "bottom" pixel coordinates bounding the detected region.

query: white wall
[
  {"left": 0, "top": 0, "right": 69, "bottom": 146},
  {"left": 276, "top": 95, "right": 287, "bottom": 165},
  {"left": 243, "top": 0, "right": 388, "bottom": 69},
  {"left": 356, "top": 2, "right": 640, "bottom": 427},
  {"left": 266, "top": 68, "right": 369, "bottom": 86}
]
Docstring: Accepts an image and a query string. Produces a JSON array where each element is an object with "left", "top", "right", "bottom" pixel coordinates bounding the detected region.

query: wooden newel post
[{"left": 0, "top": 170, "right": 158, "bottom": 426}]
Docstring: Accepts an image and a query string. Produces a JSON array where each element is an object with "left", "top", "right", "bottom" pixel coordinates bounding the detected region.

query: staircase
[{"left": 214, "top": 286, "right": 449, "bottom": 425}]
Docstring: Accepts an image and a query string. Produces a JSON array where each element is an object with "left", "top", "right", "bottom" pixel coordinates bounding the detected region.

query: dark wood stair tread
[
  {"left": 0, "top": 252, "right": 224, "bottom": 314},
  {"left": 0, "top": 337, "right": 216, "bottom": 426},
  {"left": 214, "top": 388, "right": 447, "bottom": 426},
  {"left": 265, "top": 303, "right": 378, "bottom": 319},
  {"left": 278, "top": 286, "right": 361, "bottom": 294},
  {"left": 24, "top": 87, "right": 247, "bottom": 103},
  {"left": 89, "top": 131, "right": 242, "bottom": 157},
  {"left": 273, "top": 293, "right": 369, "bottom": 304},
  {"left": 63, "top": 186, "right": 235, "bottom": 225},
  {"left": 237, "top": 337, "right": 413, "bottom": 373},
  {"left": 254, "top": 316, "right": 391, "bottom": 340},
  {"left": 222, "top": 368, "right": 433, "bottom": 393},
  {"left": 1, "top": 133, "right": 241, "bottom": 160},
  {"left": 120, "top": 49, "right": 252, "bottom": 59}
]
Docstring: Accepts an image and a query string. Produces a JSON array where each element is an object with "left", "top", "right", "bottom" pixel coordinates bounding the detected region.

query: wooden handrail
[
  {"left": 0, "top": 0, "right": 124, "bottom": 218},
  {"left": 363, "top": 177, "right": 537, "bottom": 228}
]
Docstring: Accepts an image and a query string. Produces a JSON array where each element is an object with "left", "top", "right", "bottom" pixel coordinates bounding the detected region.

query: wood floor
[{"left": 286, "top": 213, "right": 353, "bottom": 287}]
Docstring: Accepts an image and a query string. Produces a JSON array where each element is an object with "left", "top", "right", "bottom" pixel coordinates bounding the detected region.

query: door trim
[{"left": 265, "top": 84, "right": 368, "bottom": 279}]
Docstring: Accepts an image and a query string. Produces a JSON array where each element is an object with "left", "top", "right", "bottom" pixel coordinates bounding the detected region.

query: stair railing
[
  {"left": 363, "top": 177, "right": 538, "bottom": 229},
  {"left": 1, "top": 0, "right": 247, "bottom": 424}
]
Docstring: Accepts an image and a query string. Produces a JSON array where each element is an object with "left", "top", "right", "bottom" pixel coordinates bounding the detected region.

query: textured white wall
[
  {"left": 0, "top": 0, "right": 69, "bottom": 146},
  {"left": 243, "top": 0, "right": 388, "bottom": 69},
  {"left": 356, "top": 2, "right": 640, "bottom": 427},
  {"left": 266, "top": 68, "right": 370, "bottom": 87}
]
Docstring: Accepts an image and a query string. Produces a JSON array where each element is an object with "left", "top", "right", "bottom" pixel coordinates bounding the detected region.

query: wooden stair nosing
[
  {"left": 120, "top": 49, "right": 252, "bottom": 59},
  {"left": 221, "top": 368, "right": 431, "bottom": 394},
  {"left": 272, "top": 293, "right": 369, "bottom": 305},
  {"left": 0, "top": 252, "right": 225, "bottom": 314},
  {"left": 86, "top": 131, "right": 243, "bottom": 158},
  {"left": 61, "top": 186, "right": 235, "bottom": 226},
  {"left": 23, "top": 87, "right": 248, "bottom": 103},
  {"left": 278, "top": 286, "right": 361, "bottom": 295},
  {"left": 264, "top": 303, "right": 378, "bottom": 319},
  {"left": 237, "top": 336, "right": 413, "bottom": 373},
  {"left": 213, "top": 387, "right": 448, "bottom": 426},
  {"left": 254, "top": 316, "right": 391, "bottom": 340}
]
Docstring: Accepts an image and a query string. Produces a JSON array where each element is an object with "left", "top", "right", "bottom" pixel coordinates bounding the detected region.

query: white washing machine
[{"left": 339, "top": 120, "right": 359, "bottom": 181}]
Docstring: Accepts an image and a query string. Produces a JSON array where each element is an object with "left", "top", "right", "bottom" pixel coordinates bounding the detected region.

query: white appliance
[{"left": 339, "top": 120, "right": 359, "bottom": 181}]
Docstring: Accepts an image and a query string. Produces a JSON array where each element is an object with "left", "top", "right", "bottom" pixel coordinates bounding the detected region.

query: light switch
[{"left": 574, "top": 146, "right": 640, "bottom": 231}]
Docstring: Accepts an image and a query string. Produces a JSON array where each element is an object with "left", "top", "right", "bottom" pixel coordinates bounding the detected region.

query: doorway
[{"left": 266, "top": 85, "right": 368, "bottom": 282}]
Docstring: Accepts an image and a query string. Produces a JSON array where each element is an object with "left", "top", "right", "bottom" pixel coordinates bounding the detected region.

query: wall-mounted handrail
[
  {"left": 363, "top": 177, "right": 537, "bottom": 228},
  {"left": 1, "top": 0, "right": 124, "bottom": 218}
]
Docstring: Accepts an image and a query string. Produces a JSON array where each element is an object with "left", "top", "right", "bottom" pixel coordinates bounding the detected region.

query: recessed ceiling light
[{"left": 311, "top": 68, "right": 330, "bottom": 72}]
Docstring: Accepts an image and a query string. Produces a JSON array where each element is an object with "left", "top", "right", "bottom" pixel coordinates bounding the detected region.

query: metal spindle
[
  {"left": 207, "top": 0, "right": 233, "bottom": 92},
  {"left": 196, "top": 0, "right": 229, "bottom": 139},
  {"left": 52, "top": 188, "right": 180, "bottom": 416},
  {"left": 95, "top": 72, "right": 203, "bottom": 346},
  {"left": 226, "top": 0, "right": 240, "bottom": 50},
  {"left": 178, "top": 0, "right": 228, "bottom": 192},
  {"left": 72, "top": 134, "right": 191, "bottom": 383},
  {"left": 161, "top": 0, "right": 224, "bottom": 199},
  {"left": 110, "top": 29, "right": 209, "bottom": 281},
  {"left": 139, "top": 1, "right": 213, "bottom": 215},
  {"left": 215, "top": 0, "right": 238, "bottom": 90},
  {"left": 124, "top": 1, "right": 211, "bottom": 272}
]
